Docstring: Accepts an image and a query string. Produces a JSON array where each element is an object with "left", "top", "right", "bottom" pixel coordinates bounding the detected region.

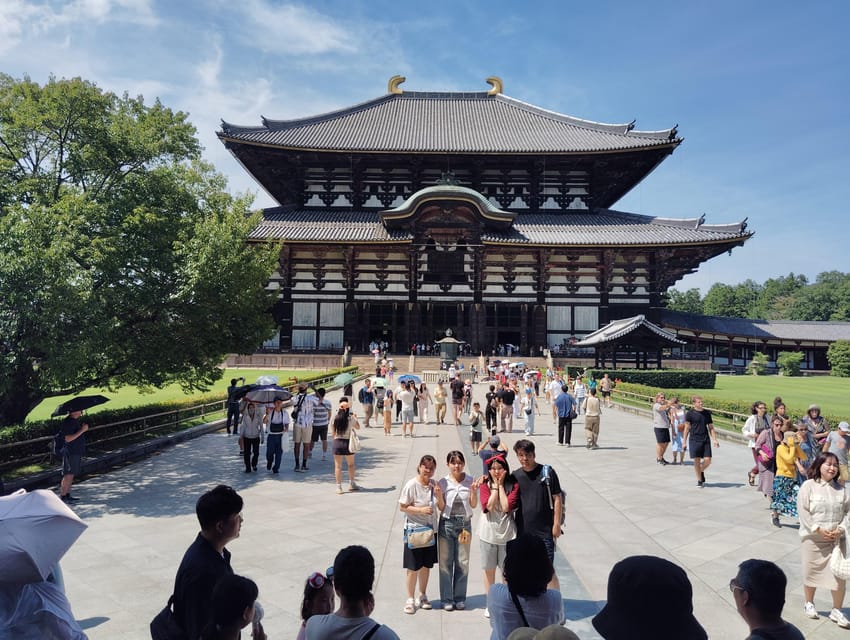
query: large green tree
[
  {"left": 0, "top": 75, "right": 277, "bottom": 426},
  {"left": 665, "top": 288, "right": 703, "bottom": 314}
]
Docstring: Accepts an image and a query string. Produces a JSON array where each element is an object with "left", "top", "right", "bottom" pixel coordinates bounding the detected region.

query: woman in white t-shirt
[
  {"left": 398, "top": 455, "right": 442, "bottom": 615},
  {"left": 478, "top": 453, "right": 519, "bottom": 619}
]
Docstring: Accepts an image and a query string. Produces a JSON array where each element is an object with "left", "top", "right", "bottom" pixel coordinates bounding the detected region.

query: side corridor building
[{"left": 218, "top": 77, "right": 751, "bottom": 354}]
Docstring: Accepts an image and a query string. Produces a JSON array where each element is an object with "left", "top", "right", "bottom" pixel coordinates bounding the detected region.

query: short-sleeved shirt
[
  {"left": 399, "top": 477, "right": 435, "bottom": 527},
  {"left": 554, "top": 393, "right": 574, "bottom": 418},
  {"left": 685, "top": 408, "right": 713, "bottom": 441},
  {"left": 498, "top": 388, "right": 516, "bottom": 407},
  {"left": 652, "top": 403, "right": 670, "bottom": 429},
  {"left": 358, "top": 387, "right": 374, "bottom": 405},
  {"left": 398, "top": 389, "right": 416, "bottom": 411},
  {"left": 745, "top": 623, "right": 805, "bottom": 640},
  {"left": 548, "top": 380, "right": 563, "bottom": 399},
  {"left": 450, "top": 379, "right": 465, "bottom": 401},
  {"left": 306, "top": 614, "right": 400, "bottom": 640},
  {"left": 60, "top": 417, "right": 86, "bottom": 456},
  {"left": 826, "top": 431, "right": 850, "bottom": 466},
  {"left": 292, "top": 393, "right": 318, "bottom": 427},
  {"left": 513, "top": 463, "right": 561, "bottom": 538},
  {"left": 312, "top": 399, "right": 332, "bottom": 428}
]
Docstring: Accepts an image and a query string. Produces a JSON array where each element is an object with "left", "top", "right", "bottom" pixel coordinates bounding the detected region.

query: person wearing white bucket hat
[{"left": 822, "top": 421, "right": 850, "bottom": 485}]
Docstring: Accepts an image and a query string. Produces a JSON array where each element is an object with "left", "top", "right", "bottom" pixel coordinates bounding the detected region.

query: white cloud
[
  {"left": 0, "top": 0, "right": 157, "bottom": 53},
  {"left": 238, "top": 0, "right": 356, "bottom": 55}
]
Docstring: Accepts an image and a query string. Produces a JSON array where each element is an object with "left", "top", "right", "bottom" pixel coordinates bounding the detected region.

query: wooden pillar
[{"left": 520, "top": 304, "right": 529, "bottom": 355}]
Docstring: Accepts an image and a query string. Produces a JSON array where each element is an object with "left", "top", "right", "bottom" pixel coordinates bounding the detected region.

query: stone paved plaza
[{"left": 59, "top": 382, "right": 842, "bottom": 639}]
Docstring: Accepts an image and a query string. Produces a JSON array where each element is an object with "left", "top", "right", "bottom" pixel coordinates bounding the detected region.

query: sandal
[
  {"left": 418, "top": 594, "right": 432, "bottom": 610},
  {"left": 404, "top": 597, "right": 416, "bottom": 614}
]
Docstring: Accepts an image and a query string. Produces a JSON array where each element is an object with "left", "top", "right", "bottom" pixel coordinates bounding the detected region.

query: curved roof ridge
[
  {"left": 495, "top": 94, "right": 677, "bottom": 140},
  {"left": 257, "top": 94, "right": 397, "bottom": 130},
  {"left": 221, "top": 90, "right": 679, "bottom": 141}
]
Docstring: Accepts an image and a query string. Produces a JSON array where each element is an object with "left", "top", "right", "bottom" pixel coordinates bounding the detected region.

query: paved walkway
[{"left": 60, "top": 383, "right": 843, "bottom": 639}]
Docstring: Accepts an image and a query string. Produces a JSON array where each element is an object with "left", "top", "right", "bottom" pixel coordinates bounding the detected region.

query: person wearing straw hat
[
  {"left": 802, "top": 404, "right": 830, "bottom": 453},
  {"left": 822, "top": 421, "right": 850, "bottom": 485}
]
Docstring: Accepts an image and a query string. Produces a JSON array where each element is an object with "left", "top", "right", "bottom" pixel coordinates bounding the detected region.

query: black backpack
[{"left": 50, "top": 430, "right": 65, "bottom": 461}]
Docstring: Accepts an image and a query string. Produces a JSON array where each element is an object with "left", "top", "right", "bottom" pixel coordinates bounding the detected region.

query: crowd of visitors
[{"left": 49, "top": 360, "right": 850, "bottom": 640}]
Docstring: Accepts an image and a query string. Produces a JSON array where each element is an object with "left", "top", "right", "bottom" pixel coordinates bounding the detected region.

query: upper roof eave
[{"left": 218, "top": 90, "right": 681, "bottom": 154}]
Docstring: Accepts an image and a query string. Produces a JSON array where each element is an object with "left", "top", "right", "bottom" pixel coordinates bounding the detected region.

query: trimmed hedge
[
  {"left": 613, "top": 381, "right": 844, "bottom": 428},
  {"left": 0, "top": 366, "right": 359, "bottom": 461},
  {"left": 587, "top": 369, "right": 716, "bottom": 389}
]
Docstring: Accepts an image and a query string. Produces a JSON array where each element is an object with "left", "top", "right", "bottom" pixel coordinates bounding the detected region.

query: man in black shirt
[
  {"left": 59, "top": 410, "right": 89, "bottom": 502},
  {"left": 683, "top": 396, "right": 719, "bottom": 488},
  {"left": 485, "top": 384, "right": 499, "bottom": 434},
  {"left": 450, "top": 377, "right": 465, "bottom": 426},
  {"left": 173, "top": 485, "right": 244, "bottom": 640},
  {"left": 497, "top": 383, "right": 516, "bottom": 433},
  {"left": 512, "top": 439, "right": 562, "bottom": 590}
]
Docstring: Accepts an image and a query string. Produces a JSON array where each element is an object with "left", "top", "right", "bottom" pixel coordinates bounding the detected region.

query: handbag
[
  {"left": 406, "top": 523, "right": 436, "bottom": 548},
  {"left": 349, "top": 427, "right": 361, "bottom": 453},
  {"left": 150, "top": 595, "right": 187, "bottom": 640},
  {"left": 830, "top": 532, "right": 850, "bottom": 581}
]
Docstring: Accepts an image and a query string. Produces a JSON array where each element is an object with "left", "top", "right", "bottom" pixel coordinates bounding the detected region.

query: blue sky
[{"left": 2, "top": 0, "right": 848, "bottom": 293}]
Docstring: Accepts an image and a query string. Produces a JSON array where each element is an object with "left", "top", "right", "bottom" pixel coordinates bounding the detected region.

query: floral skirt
[{"left": 770, "top": 475, "right": 799, "bottom": 516}]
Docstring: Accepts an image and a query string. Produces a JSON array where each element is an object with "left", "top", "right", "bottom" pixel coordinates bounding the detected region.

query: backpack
[
  {"left": 541, "top": 464, "right": 566, "bottom": 528},
  {"left": 50, "top": 430, "right": 65, "bottom": 462}
]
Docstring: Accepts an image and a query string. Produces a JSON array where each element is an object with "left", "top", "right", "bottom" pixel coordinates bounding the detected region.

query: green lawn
[
  {"left": 670, "top": 375, "right": 850, "bottom": 419},
  {"left": 27, "top": 369, "right": 322, "bottom": 422}
]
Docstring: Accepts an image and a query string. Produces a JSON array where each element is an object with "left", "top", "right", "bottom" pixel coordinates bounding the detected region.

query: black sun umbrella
[{"left": 51, "top": 395, "right": 110, "bottom": 417}]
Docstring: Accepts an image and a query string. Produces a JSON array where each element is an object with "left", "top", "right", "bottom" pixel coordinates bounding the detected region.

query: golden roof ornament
[
  {"left": 486, "top": 76, "right": 503, "bottom": 95},
  {"left": 388, "top": 75, "right": 405, "bottom": 95}
]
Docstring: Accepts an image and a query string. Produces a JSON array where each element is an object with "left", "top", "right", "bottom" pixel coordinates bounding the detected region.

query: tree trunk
[{"left": 0, "top": 368, "right": 45, "bottom": 427}]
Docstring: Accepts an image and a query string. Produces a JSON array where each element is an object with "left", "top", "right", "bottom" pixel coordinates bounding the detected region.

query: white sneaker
[
  {"left": 830, "top": 608, "right": 850, "bottom": 628},
  {"left": 804, "top": 601, "right": 819, "bottom": 619},
  {"left": 483, "top": 608, "right": 490, "bottom": 618}
]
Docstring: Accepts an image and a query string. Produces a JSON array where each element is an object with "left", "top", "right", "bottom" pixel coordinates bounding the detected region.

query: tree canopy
[
  {"left": 665, "top": 272, "right": 850, "bottom": 322},
  {"left": 0, "top": 75, "right": 277, "bottom": 426}
]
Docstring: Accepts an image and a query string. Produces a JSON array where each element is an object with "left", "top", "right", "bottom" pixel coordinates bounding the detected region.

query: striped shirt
[{"left": 312, "top": 399, "right": 331, "bottom": 428}]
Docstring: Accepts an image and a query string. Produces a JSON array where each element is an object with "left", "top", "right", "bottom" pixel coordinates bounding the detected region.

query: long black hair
[{"left": 333, "top": 398, "right": 351, "bottom": 437}]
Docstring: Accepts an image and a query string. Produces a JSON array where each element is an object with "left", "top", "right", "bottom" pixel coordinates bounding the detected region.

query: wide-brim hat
[
  {"left": 592, "top": 556, "right": 707, "bottom": 640},
  {"left": 808, "top": 404, "right": 821, "bottom": 414},
  {"left": 781, "top": 422, "right": 798, "bottom": 433}
]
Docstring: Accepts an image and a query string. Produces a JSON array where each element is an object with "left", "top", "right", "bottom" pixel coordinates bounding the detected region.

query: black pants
[
  {"left": 558, "top": 417, "right": 573, "bottom": 444},
  {"left": 486, "top": 407, "right": 498, "bottom": 433},
  {"left": 226, "top": 404, "right": 240, "bottom": 433},
  {"left": 243, "top": 437, "right": 260, "bottom": 470}
]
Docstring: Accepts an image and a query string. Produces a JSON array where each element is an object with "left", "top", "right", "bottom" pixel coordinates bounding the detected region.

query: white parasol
[{"left": 0, "top": 489, "right": 87, "bottom": 585}]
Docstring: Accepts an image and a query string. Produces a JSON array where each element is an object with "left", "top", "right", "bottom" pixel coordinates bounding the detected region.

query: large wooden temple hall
[{"left": 218, "top": 76, "right": 751, "bottom": 354}]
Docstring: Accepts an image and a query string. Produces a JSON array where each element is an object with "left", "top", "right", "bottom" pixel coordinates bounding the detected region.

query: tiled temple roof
[
  {"left": 576, "top": 315, "right": 686, "bottom": 347},
  {"left": 661, "top": 310, "right": 850, "bottom": 342},
  {"left": 248, "top": 207, "right": 749, "bottom": 245},
  {"left": 220, "top": 91, "right": 680, "bottom": 154}
]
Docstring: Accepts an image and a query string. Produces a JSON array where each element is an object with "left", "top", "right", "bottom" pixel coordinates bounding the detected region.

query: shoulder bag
[
  {"left": 830, "top": 530, "right": 850, "bottom": 581},
  {"left": 404, "top": 485, "right": 435, "bottom": 548},
  {"left": 150, "top": 595, "right": 187, "bottom": 640},
  {"left": 349, "top": 423, "right": 362, "bottom": 452}
]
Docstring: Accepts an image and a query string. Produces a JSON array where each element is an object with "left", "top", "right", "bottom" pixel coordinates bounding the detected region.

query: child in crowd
[
  {"left": 669, "top": 397, "right": 686, "bottom": 465},
  {"left": 470, "top": 402, "right": 484, "bottom": 454},
  {"left": 296, "top": 570, "right": 335, "bottom": 640}
]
